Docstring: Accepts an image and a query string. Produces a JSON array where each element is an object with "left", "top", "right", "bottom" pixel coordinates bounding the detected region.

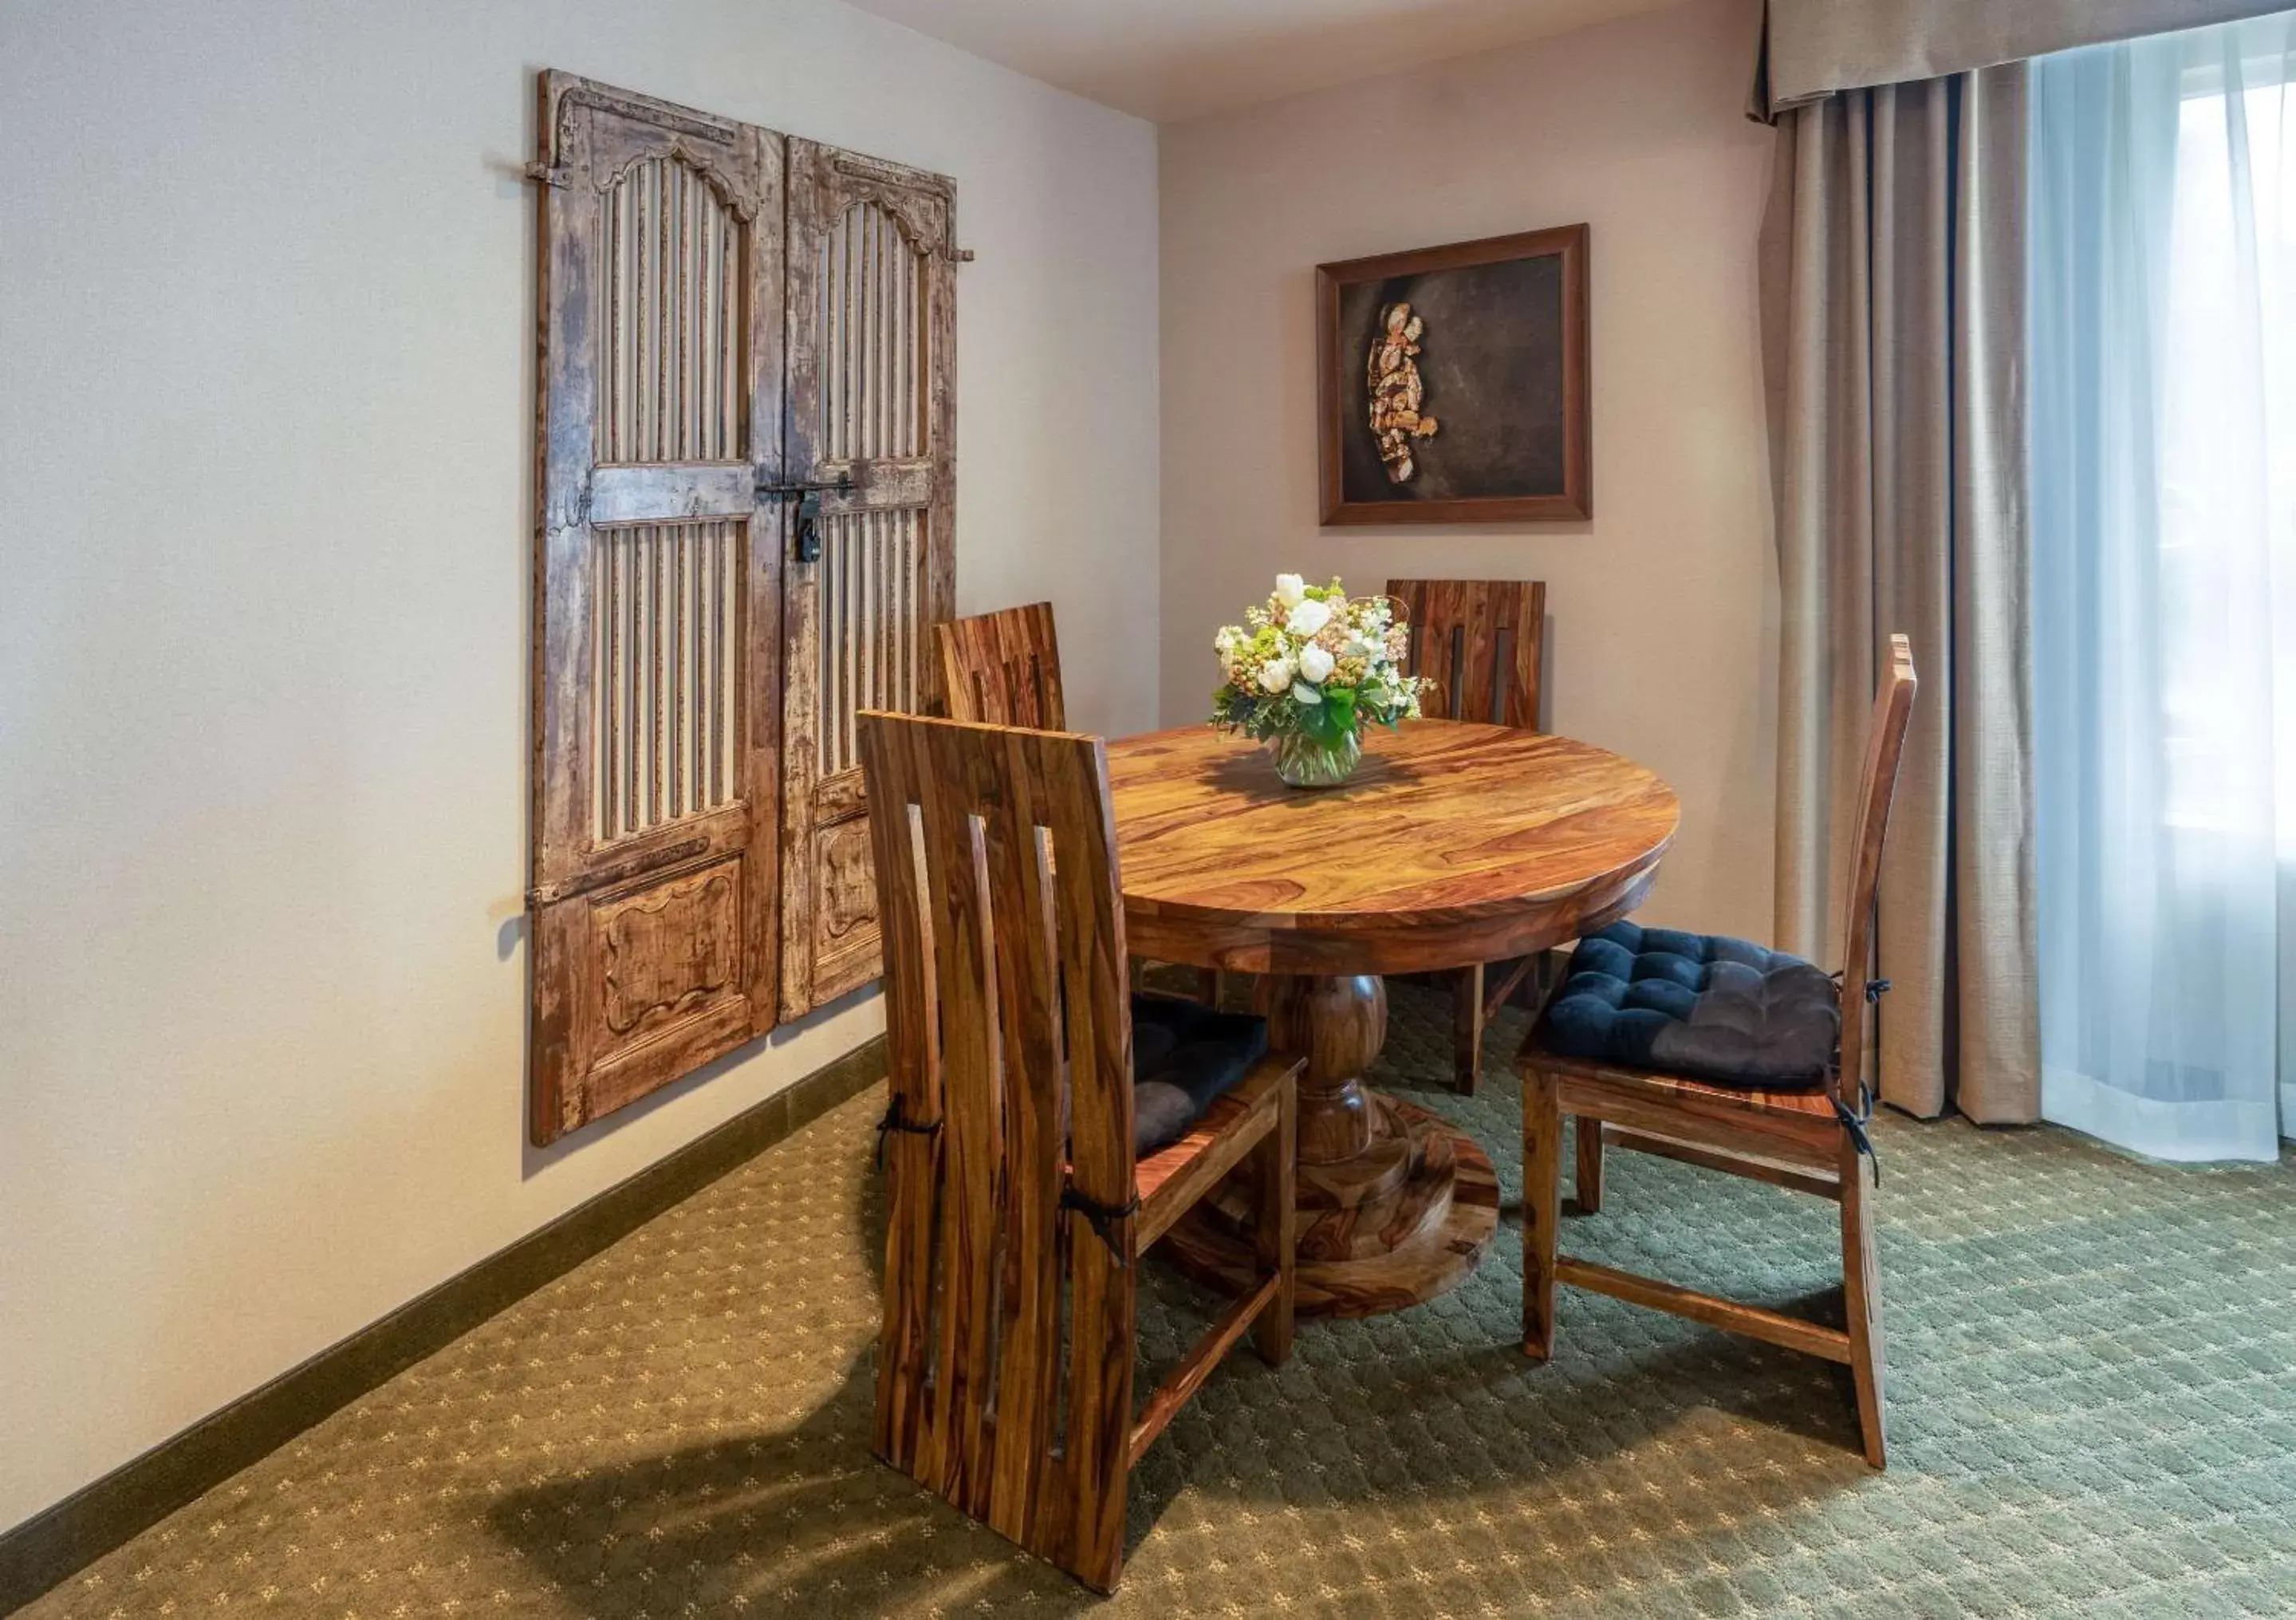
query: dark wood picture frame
[{"left": 1317, "top": 224, "right": 1590, "bottom": 526}]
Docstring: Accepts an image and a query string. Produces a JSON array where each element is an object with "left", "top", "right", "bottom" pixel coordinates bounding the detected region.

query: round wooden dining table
[{"left": 1106, "top": 719, "right": 1680, "bottom": 1318}]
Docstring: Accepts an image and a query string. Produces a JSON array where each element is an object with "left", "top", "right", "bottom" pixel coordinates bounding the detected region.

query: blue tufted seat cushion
[
  {"left": 1539, "top": 921, "right": 1839, "bottom": 1090},
  {"left": 1131, "top": 993, "right": 1269, "bottom": 1156}
]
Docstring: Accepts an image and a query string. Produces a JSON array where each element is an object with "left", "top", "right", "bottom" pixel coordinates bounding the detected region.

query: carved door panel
[
  {"left": 529, "top": 73, "right": 786, "bottom": 1142},
  {"left": 778, "top": 139, "right": 959, "bottom": 1018}
]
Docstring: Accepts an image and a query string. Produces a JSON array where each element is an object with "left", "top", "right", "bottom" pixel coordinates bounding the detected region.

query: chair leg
[
  {"left": 1253, "top": 1074, "right": 1297, "bottom": 1366},
  {"left": 1452, "top": 963, "right": 1485, "bottom": 1094},
  {"left": 1522, "top": 1063, "right": 1562, "bottom": 1359},
  {"left": 1839, "top": 1133, "right": 1887, "bottom": 1468},
  {"left": 1573, "top": 1117, "right": 1604, "bottom": 1214},
  {"left": 1191, "top": 967, "right": 1220, "bottom": 1007}
]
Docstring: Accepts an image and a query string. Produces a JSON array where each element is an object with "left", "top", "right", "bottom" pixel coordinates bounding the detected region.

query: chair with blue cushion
[
  {"left": 1516, "top": 634, "right": 1916, "bottom": 1468},
  {"left": 859, "top": 708, "right": 1299, "bottom": 1591}
]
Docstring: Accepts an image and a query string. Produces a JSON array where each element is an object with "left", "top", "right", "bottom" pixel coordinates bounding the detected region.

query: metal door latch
[{"left": 757, "top": 473, "right": 854, "bottom": 562}]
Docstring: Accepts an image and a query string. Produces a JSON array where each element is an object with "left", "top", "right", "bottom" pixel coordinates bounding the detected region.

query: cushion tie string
[
  {"left": 873, "top": 1096, "right": 942, "bottom": 1169},
  {"left": 1821, "top": 975, "right": 1886, "bottom": 1181},
  {"left": 1061, "top": 1184, "right": 1141, "bottom": 1268},
  {"left": 1833, "top": 1082, "right": 1880, "bottom": 1186},
  {"left": 1829, "top": 969, "right": 1893, "bottom": 1004}
]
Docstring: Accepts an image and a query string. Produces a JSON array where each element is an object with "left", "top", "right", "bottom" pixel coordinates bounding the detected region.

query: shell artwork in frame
[
  {"left": 1316, "top": 224, "right": 1591, "bottom": 525},
  {"left": 1367, "top": 302, "right": 1439, "bottom": 483}
]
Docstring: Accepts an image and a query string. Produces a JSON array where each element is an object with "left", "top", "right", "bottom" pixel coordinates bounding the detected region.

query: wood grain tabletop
[{"left": 1107, "top": 719, "right": 1679, "bottom": 976}]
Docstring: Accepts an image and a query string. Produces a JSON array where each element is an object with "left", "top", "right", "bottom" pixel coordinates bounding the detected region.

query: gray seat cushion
[
  {"left": 1540, "top": 922, "right": 1839, "bottom": 1090},
  {"left": 1132, "top": 993, "right": 1267, "bottom": 1155}
]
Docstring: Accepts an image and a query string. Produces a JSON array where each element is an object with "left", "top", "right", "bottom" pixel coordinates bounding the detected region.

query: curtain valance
[{"left": 1754, "top": 0, "right": 2290, "bottom": 117}]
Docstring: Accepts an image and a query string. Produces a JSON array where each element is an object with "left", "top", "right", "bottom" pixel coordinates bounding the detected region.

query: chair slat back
[
  {"left": 859, "top": 709, "right": 1135, "bottom": 1579},
  {"left": 1388, "top": 578, "right": 1546, "bottom": 728},
  {"left": 1833, "top": 634, "right": 1919, "bottom": 1103},
  {"left": 936, "top": 602, "right": 1067, "bottom": 730}
]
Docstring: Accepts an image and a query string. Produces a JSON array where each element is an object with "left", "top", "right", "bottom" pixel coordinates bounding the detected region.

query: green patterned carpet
[{"left": 27, "top": 986, "right": 2296, "bottom": 1618}]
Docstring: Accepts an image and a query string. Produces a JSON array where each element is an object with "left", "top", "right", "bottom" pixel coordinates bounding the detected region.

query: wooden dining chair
[
  {"left": 935, "top": 600, "right": 1067, "bottom": 729},
  {"left": 1389, "top": 578, "right": 1549, "bottom": 1092},
  {"left": 1516, "top": 633, "right": 1916, "bottom": 1468},
  {"left": 939, "top": 601, "right": 1219, "bottom": 1005},
  {"left": 860, "top": 709, "right": 1300, "bottom": 1592}
]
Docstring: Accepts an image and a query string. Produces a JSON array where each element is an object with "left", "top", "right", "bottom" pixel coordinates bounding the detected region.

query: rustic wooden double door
[{"left": 529, "top": 73, "right": 957, "bottom": 1142}]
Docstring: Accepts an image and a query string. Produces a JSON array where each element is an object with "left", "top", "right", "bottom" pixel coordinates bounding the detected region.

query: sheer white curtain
[{"left": 2030, "top": 11, "right": 2296, "bottom": 1161}]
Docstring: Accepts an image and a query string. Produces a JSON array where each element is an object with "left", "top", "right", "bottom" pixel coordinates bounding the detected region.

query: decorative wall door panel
[
  {"left": 529, "top": 73, "right": 786, "bottom": 1143},
  {"left": 532, "top": 76, "right": 958, "bottom": 1133},
  {"left": 778, "top": 140, "right": 959, "bottom": 1019}
]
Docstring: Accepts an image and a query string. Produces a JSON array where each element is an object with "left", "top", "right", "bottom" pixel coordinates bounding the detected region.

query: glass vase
[{"left": 1269, "top": 727, "right": 1363, "bottom": 788}]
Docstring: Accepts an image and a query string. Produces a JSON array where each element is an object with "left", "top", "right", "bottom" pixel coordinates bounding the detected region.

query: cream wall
[
  {"left": 1159, "top": 0, "right": 1780, "bottom": 937},
  {"left": 0, "top": 0, "right": 1156, "bottom": 1532}
]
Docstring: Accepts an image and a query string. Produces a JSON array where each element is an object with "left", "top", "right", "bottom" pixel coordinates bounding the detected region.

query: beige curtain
[
  {"left": 1759, "top": 65, "right": 2040, "bottom": 1122},
  {"left": 1755, "top": 0, "right": 2290, "bottom": 116}
]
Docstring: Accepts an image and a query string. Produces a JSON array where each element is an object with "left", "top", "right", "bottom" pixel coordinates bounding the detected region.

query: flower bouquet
[{"left": 1211, "top": 574, "right": 1423, "bottom": 787}]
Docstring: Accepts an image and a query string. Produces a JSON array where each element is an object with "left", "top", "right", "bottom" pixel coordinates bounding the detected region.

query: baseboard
[{"left": 0, "top": 1037, "right": 887, "bottom": 1614}]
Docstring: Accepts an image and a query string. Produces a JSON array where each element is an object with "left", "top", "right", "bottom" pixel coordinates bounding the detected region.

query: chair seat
[
  {"left": 1132, "top": 993, "right": 1268, "bottom": 1155},
  {"left": 1538, "top": 922, "right": 1839, "bottom": 1092},
  {"left": 1554, "top": 1060, "right": 1839, "bottom": 1119}
]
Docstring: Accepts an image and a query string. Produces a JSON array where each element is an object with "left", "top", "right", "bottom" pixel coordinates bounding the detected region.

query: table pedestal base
[{"left": 1163, "top": 973, "right": 1500, "bottom": 1318}]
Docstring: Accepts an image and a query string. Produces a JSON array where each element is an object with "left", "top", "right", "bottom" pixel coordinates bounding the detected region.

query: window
[{"left": 2029, "top": 13, "right": 2296, "bottom": 1161}]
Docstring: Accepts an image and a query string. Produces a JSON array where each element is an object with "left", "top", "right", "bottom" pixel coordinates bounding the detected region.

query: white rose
[
  {"left": 1290, "top": 680, "right": 1322, "bottom": 705},
  {"left": 1274, "top": 573, "right": 1307, "bottom": 609},
  {"left": 1298, "top": 644, "right": 1335, "bottom": 684},
  {"left": 1286, "top": 597, "right": 1333, "bottom": 638},
  {"left": 1259, "top": 657, "right": 1295, "bottom": 694}
]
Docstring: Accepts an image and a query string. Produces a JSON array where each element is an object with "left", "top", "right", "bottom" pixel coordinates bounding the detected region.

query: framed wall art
[{"left": 1316, "top": 223, "right": 1589, "bottom": 525}]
